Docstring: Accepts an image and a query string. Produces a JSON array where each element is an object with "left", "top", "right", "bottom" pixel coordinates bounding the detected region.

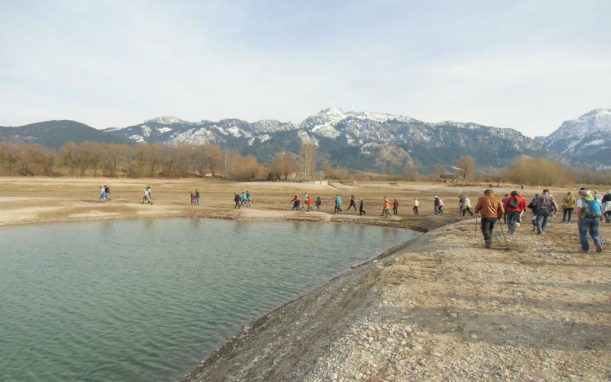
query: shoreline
[
  {"left": 2, "top": 177, "right": 608, "bottom": 381},
  {"left": 181, "top": 220, "right": 610, "bottom": 381}
]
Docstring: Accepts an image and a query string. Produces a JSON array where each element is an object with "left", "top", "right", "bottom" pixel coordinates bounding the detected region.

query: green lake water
[{"left": 0, "top": 218, "right": 417, "bottom": 381}]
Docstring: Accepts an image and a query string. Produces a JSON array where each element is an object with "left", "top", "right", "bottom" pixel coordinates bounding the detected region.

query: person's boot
[{"left": 485, "top": 240, "right": 491, "bottom": 249}]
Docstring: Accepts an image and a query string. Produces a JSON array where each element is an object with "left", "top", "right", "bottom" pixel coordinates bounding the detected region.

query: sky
[{"left": 1, "top": 0, "right": 610, "bottom": 136}]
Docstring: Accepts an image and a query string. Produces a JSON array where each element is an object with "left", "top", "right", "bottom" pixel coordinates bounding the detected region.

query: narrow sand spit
[{"left": 182, "top": 220, "right": 610, "bottom": 382}]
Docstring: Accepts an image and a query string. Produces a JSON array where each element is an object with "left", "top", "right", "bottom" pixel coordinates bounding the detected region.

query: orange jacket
[{"left": 475, "top": 195, "right": 504, "bottom": 218}]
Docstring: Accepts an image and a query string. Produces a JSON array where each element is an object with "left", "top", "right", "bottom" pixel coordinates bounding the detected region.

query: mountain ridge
[{"left": 1, "top": 109, "right": 608, "bottom": 171}]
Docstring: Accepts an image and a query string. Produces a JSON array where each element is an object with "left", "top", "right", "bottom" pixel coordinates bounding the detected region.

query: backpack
[
  {"left": 508, "top": 197, "right": 520, "bottom": 209},
  {"left": 583, "top": 197, "right": 603, "bottom": 218},
  {"left": 535, "top": 195, "right": 551, "bottom": 211}
]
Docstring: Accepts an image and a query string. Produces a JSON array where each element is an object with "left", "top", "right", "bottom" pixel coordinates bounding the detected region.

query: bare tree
[
  {"left": 453, "top": 155, "right": 476, "bottom": 179},
  {"left": 269, "top": 151, "right": 297, "bottom": 180},
  {"left": 299, "top": 143, "right": 317, "bottom": 180}
]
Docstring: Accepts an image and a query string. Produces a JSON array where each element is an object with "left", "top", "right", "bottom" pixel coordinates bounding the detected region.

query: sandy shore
[
  {"left": 0, "top": 177, "right": 479, "bottom": 230},
  {"left": 182, "top": 219, "right": 610, "bottom": 382}
]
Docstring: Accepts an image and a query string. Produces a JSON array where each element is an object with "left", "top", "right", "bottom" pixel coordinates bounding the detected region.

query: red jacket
[{"left": 503, "top": 195, "right": 526, "bottom": 213}]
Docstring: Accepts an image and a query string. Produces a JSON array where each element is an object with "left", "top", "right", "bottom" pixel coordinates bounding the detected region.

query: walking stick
[{"left": 498, "top": 219, "right": 509, "bottom": 250}]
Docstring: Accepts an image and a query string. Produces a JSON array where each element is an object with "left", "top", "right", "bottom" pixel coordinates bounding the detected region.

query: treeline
[
  {"left": 1, "top": 143, "right": 609, "bottom": 186},
  {"left": 0, "top": 142, "right": 319, "bottom": 181}
]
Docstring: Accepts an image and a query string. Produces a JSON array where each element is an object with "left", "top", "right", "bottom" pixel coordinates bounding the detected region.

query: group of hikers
[
  {"left": 474, "top": 187, "right": 608, "bottom": 253},
  {"left": 189, "top": 189, "right": 200, "bottom": 206},
  {"left": 99, "top": 185, "right": 112, "bottom": 202},
  {"left": 233, "top": 191, "right": 252, "bottom": 208},
  {"left": 94, "top": 184, "right": 608, "bottom": 253},
  {"left": 289, "top": 194, "right": 425, "bottom": 218}
]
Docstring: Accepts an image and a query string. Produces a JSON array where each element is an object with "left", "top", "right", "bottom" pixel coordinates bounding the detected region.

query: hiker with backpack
[
  {"left": 234, "top": 193, "right": 242, "bottom": 208},
  {"left": 503, "top": 191, "right": 526, "bottom": 234},
  {"left": 315, "top": 195, "right": 322, "bottom": 210},
  {"left": 475, "top": 189, "right": 504, "bottom": 249},
  {"left": 413, "top": 198, "right": 419, "bottom": 215},
  {"left": 392, "top": 199, "right": 399, "bottom": 215},
  {"left": 359, "top": 198, "right": 366, "bottom": 215},
  {"left": 576, "top": 188, "right": 604, "bottom": 253},
  {"left": 531, "top": 189, "right": 558, "bottom": 235},
  {"left": 562, "top": 191, "right": 576, "bottom": 223}
]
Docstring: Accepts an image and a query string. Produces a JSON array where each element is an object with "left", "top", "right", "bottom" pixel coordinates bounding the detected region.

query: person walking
[
  {"left": 576, "top": 188, "right": 604, "bottom": 253},
  {"left": 359, "top": 198, "right": 366, "bottom": 215},
  {"left": 306, "top": 194, "right": 314, "bottom": 212},
  {"left": 100, "top": 185, "right": 107, "bottom": 203},
  {"left": 433, "top": 196, "right": 440, "bottom": 214},
  {"left": 392, "top": 199, "right": 399, "bottom": 215},
  {"left": 195, "top": 189, "right": 200, "bottom": 205},
  {"left": 291, "top": 194, "right": 300, "bottom": 210},
  {"left": 475, "top": 189, "right": 504, "bottom": 249},
  {"left": 459, "top": 194, "right": 474, "bottom": 216},
  {"left": 315, "top": 195, "right": 322, "bottom": 210},
  {"left": 234, "top": 193, "right": 242, "bottom": 208},
  {"left": 143, "top": 186, "right": 153, "bottom": 205},
  {"left": 347, "top": 195, "right": 357, "bottom": 211},
  {"left": 382, "top": 198, "right": 392, "bottom": 217},
  {"left": 413, "top": 198, "right": 419, "bottom": 215},
  {"left": 602, "top": 190, "right": 611, "bottom": 224},
  {"left": 531, "top": 189, "right": 558, "bottom": 234},
  {"left": 561, "top": 191, "right": 576, "bottom": 223},
  {"left": 335, "top": 195, "right": 342, "bottom": 213},
  {"left": 104, "top": 185, "right": 112, "bottom": 201},
  {"left": 503, "top": 191, "right": 526, "bottom": 234}
]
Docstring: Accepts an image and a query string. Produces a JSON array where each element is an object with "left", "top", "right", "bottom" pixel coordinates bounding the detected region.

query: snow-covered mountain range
[
  {"left": 1, "top": 108, "right": 608, "bottom": 171},
  {"left": 538, "top": 109, "right": 610, "bottom": 165},
  {"left": 102, "top": 107, "right": 553, "bottom": 170}
]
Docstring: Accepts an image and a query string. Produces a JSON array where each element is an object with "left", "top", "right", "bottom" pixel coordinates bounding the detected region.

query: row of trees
[
  {"left": 0, "top": 142, "right": 608, "bottom": 185},
  {"left": 0, "top": 142, "right": 319, "bottom": 181}
]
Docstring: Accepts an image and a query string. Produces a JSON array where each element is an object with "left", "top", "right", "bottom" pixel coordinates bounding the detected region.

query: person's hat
[{"left": 511, "top": 191, "right": 518, "bottom": 196}]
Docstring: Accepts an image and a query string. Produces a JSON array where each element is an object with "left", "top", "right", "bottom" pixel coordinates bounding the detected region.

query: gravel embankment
[{"left": 182, "top": 219, "right": 610, "bottom": 382}]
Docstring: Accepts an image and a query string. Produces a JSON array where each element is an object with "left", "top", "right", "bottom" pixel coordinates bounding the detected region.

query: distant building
[{"left": 439, "top": 173, "right": 458, "bottom": 182}]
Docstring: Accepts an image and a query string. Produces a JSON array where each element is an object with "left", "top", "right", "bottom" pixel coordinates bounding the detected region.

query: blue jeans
[
  {"left": 506, "top": 211, "right": 520, "bottom": 233},
  {"left": 480, "top": 217, "right": 497, "bottom": 242},
  {"left": 578, "top": 218, "right": 602, "bottom": 252},
  {"left": 535, "top": 209, "right": 550, "bottom": 234}
]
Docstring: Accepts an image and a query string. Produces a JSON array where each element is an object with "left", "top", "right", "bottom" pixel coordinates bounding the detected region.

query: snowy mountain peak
[
  {"left": 315, "top": 107, "right": 415, "bottom": 123},
  {"left": 145, "top": 116, "right": 189, "bottom": 125},
  {"left": 547, "top": 109, "right": 611, "bottom": 141}
]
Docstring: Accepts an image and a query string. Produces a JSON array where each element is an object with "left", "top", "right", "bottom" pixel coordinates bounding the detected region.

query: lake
[{"left": 0, "top": 218, "right": 417, "bottom": 381}]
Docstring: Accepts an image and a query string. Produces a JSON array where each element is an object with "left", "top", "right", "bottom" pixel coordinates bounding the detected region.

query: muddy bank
[{"left": 181, "top": 219, "right": 610, "bottom": 382}]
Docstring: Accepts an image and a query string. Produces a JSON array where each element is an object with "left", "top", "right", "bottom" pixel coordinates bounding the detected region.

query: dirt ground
[
  {"left": 1, "top": 177, "right": 609, "bottom": 381},
  {"left": 182, "top": 219, "right": 610, "bottom": 382},
  {"left": 0, "top": 176, "right": 565, "bottom": 230}
]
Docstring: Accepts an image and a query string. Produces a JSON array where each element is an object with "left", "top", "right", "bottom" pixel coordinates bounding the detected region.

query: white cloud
[{"left": 0, "top": 0, "right": 609, "bottom": 137}]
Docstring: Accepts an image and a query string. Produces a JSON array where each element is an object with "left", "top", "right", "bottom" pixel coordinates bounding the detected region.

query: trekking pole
[{"left": 498, "top": 219, "right": 509, "bottom": 250}]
